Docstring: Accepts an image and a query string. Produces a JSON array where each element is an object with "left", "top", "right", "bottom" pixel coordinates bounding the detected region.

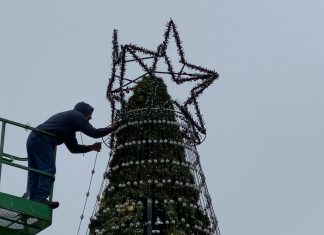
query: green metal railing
[{"left": 0, "top": 117, "right": 56, "bottom": 200}]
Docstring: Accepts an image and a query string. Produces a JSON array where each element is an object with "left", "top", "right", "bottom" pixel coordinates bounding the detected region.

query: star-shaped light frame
[{"left": 107, "top": 20, "right": 219, "bottom": 144}]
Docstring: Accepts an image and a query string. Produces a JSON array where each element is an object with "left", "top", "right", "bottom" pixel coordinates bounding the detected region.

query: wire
[
  {"left": 76, "top": 151, "right": 99, "bottom": 235},
  {"left": 101, "top": 137, "right": 110, "bottom": 149},
  {"left": 79, "top": 132, "right": 85, "bottom": 157},
  {"left": 84, "top": 137, "right": 112, "bottom": 235},
  {"left": 76, "top": 136, "right": 113, "bottom": 235}
]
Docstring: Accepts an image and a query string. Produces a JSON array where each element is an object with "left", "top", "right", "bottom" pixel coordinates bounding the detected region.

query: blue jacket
[{"left": 35, "top": 102, "right": 112, "bottom": 153}]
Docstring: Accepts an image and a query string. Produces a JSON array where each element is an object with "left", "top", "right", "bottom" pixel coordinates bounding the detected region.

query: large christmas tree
[
  {"left": 88, "top": 20, "right": 220, "bottom": 235},
  {"left": 90, "top": 76, "right": 215, "bottom": 234}
]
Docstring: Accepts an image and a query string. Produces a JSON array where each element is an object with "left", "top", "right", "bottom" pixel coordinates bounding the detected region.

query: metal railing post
[
  {"left": 0, "top": 122, "right": 6, "bottom": 184},
  {"left": 49, "top": 147, "right": 57, "bottom": 202},
  {"left": 0, "top": 117, "right": 56, "bottom": 197}
]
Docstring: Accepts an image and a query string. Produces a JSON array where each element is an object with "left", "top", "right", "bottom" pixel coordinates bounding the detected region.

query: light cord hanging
[{"left": 76, "top": 151, "right": 99, "bottom": 235}]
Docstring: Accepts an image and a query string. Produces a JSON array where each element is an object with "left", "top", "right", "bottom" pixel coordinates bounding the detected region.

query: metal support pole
[
  {"left": 147, "top": 197, "right": 152, "bottom": 235},
  {"left": 0, "top": 122, "right": 6, "bottom": 184}
]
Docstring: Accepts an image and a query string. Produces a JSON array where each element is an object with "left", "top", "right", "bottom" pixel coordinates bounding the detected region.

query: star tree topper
[{"left": 107, "top": 20, "right": 219, "bottom": 144}]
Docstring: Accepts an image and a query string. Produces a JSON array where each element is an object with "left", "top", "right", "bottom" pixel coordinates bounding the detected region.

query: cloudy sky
[{"left": 1, "top": 1, "right": 324, "bottom": 235}]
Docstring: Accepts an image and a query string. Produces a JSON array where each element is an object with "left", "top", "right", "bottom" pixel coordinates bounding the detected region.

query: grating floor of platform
[{"left": 0, "top": 192, "right": 52, "bottom": 235}]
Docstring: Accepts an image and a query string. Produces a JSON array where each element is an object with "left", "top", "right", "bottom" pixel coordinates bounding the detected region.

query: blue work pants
[{"left": 26, "top": 131, "right": 56, "bottom": 201}]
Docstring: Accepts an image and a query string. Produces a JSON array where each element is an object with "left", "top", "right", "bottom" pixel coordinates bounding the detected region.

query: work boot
[{"left": 38, "top": 199, "right": 60, "bottom": 209}]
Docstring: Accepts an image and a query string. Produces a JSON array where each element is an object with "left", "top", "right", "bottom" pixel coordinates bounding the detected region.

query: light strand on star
[{"left": 106, "top": 19, "right": 219, "bottom": 144}]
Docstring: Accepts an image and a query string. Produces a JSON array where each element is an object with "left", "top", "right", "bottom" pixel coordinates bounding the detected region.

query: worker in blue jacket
[{"left": 26, "top": 101, "right": 117, "bottom": 209}]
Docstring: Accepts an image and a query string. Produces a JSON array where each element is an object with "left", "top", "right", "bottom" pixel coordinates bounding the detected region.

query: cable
[
  {"left": 101, "top": 137, "right": 110, "bottom": 149},
  {"left": 79, "top": 132, "right": 85, "bottom": 157},
  {"left": 84, "top": 137, "right": 113, "bottom": 235},
  {"left": 76, "top": 151, "right": 99, "bottom": 235},
  {"left": 75, "top": 136, "right": 113, "bottom": 235}
]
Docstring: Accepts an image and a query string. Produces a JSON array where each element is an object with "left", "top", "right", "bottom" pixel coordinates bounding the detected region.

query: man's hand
[
  {"left": 108, "top": 123, "right": 119, "bottom": 131},
  {"left": 90, "top": 142, "right": 102, "bottom": 152}
]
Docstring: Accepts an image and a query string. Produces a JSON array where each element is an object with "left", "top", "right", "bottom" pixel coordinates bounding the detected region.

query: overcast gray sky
[{"left": 1, "top": 1, "right": 324, "bottom": 235}]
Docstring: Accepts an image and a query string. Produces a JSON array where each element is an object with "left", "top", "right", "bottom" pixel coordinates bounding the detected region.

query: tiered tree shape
[{"left": 89, "top": 77, "right": 215, "bottom": 234}]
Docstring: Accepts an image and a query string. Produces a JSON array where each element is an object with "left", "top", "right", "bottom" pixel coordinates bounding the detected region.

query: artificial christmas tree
[{"left": 89, "top": 20, "right": 220, "bottom": 235}]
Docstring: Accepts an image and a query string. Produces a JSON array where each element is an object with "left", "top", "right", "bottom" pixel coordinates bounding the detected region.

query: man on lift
[{"left": 26, "top": 101, "right": 118, "bottom": 209}]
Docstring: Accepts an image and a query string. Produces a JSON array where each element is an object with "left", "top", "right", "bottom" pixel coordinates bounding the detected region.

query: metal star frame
[{"left": 107, "top": 20, "right": 219, "bottom": 144}]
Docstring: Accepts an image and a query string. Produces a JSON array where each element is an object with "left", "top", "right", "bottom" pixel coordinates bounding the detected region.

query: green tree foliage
[{"left": 89, "top": 77, "right": 210, "bottom": 235}]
